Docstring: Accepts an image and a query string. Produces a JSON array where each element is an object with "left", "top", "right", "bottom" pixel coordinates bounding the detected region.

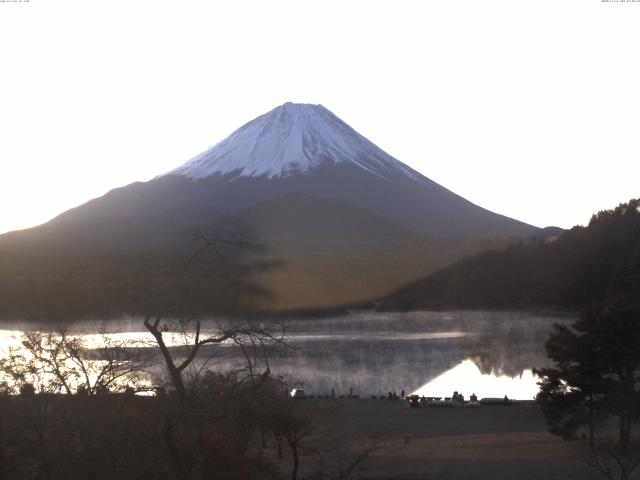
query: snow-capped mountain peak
[{"left": 165, "top": 102, "right": 421, "bottom": 181}]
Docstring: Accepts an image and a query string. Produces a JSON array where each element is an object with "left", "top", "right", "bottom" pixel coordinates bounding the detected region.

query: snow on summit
[{"left": 166, "top": 102, "right": 421, "bottom": 181}]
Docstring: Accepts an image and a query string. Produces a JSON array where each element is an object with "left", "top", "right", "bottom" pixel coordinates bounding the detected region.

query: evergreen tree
[
  {"left": 536, "top": 319, "right": 606, "bottom": 446},
  {"left": 537, "top": 300, "right": 640, "bottom": 449}
]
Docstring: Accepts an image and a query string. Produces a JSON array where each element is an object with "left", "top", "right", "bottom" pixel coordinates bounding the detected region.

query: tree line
[{"left": 382, "top": 198, "right": 640, "bottom": 311}]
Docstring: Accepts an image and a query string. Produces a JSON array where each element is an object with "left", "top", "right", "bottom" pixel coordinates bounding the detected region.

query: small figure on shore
[
  {"left": 388, "top": 391, "right": 393, "bottom": 401},
  {"left": 331, "top": 388, "right": 335, "bottom": 398},
  {"left": 470, "top": 393, "right": 478, "bottom": 403},
  {"left": 503, "top": 395, "right": 509, "bottom": 405},
  {"left": 401, "top": 389, "right": 405, "bottom": 399},
  {"left": 450, "top": 391, "right": 465, "bottom": 403}
]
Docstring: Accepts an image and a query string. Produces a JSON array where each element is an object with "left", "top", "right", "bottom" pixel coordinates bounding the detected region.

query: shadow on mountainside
[{"left": 0, "top": 221, "right": 279, "bottom": 322}]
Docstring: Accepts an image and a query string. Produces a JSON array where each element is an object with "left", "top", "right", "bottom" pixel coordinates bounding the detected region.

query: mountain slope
[
  {"left": 231, "top": 192, "right": 470, "bottom": 309},
  {"left": 0, "top": 102, "right": 541, "bottom": 313}
]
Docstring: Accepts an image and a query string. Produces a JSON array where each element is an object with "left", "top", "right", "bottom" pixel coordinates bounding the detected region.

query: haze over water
[{"left": 0, "top": 310, "right": 572, "bottom": 400}]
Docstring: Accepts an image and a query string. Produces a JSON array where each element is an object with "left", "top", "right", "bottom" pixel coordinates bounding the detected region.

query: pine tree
[{"left": 537, "top": 300, "right": 640, "bottom": 449}]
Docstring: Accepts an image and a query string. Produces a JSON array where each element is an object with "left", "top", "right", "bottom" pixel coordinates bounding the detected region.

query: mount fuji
[
  {"left": 167, "top": 102, "right": 421, "bottom": 181},
  {"left": 0, "top": 103, "right": 540, "bottom": 312}
]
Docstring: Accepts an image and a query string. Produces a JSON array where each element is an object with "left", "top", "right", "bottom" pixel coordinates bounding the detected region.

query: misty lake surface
[{"left": 0, "top": 310, "right": 573, "bottom": 400}]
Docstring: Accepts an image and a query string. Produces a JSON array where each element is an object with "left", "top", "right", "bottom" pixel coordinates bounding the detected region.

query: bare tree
[
  {"left": 309, "top": 438, "right": 379, "bottom": 480},
  {"left": 0, "top": 226, "right": 290, "bottom": 480},
  {"left": 0, "top": 328, "right": 149, "bottom": 395},
  {"left": 139, "top": 225, "right": 287, "bottom": 400},
  {"left": 143, "top": 316, "right": 287, "bottom": 402},
  {"left": 284, "top": 412, "right": 314, "bottom": 480},
  {"left": 131, "top": 225, "right": 291, "bottom": 480},
  {"left": 577, "top": 441, "right": 640, "bottom": 480}
]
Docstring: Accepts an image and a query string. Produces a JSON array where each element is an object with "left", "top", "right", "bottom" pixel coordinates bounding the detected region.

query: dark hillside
[{"left": 381, "top": 199, "right": 640, "bottom": 311}]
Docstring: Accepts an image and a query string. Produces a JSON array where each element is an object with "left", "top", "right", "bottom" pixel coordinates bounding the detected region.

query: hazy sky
[{"left": 1, "top": 0, "right": 638, "bottom": 234}]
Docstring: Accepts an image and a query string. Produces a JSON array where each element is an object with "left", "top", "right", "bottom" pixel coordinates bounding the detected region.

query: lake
[{"left": 0, "top": 310, "right": 573, "bottom": 400}]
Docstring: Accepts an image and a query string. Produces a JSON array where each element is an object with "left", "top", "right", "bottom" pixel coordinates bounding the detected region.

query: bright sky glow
[{"left": 1, "top": 0, "right": 638, "bottom": 234}]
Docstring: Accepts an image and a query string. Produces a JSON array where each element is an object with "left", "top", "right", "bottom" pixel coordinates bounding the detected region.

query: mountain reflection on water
[
  {"left": 223, "top": 310, "right": 573, "bottom": 399},
  {"left": 260, "top": 311, "right": 571, "bottom": 399},
  {"left": 413, "top": 360, "right": 540, "bottom": 400},
  {"left": 0, "top": 311, "right": 573, "bottom": 400}
]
